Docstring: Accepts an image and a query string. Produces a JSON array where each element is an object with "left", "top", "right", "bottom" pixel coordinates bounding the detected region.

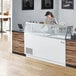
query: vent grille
[{"left": 26, "top": 47, "right": 33, "bottom": 55}]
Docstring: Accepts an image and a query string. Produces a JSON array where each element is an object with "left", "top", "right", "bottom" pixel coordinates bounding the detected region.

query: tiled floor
[{"left": 0, "top": 32, "right": 76, "bottom": 76}]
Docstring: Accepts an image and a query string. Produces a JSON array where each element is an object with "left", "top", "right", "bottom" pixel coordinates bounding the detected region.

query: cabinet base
[
  {"left": 66, "top": 64, "right": 76, "bottom": 68},
  {"left": 12, "top": 51, "right": 26, "bottom": 56}
]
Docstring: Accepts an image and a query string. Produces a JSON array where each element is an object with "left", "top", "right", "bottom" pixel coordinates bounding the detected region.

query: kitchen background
[{"left": 12, "top": 0, "right": 76, "bottom": 30}]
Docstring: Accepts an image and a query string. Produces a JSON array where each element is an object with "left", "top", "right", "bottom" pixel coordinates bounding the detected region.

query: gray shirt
[{"left": 45, "top": 18, "right": 57, "bottom": 25}]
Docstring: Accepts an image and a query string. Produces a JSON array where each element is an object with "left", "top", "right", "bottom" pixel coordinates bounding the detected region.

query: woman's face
[{"left": 47, "top": 15, "right": 52, "bottom": 19}]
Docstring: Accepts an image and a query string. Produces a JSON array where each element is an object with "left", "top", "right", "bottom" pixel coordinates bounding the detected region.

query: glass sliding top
[{"left": 25, "top": 22, "right": 73, "bottom": 39}]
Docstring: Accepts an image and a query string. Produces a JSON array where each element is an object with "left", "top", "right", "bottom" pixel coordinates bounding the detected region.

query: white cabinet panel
[{"left": 25, "top": 34, "right": 66, "bottom": 66}]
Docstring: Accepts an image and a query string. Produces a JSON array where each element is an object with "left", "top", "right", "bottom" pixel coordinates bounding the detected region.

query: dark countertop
[
  {"left": 12, "top": 30, "right": 24, "bottom": 33},
  {"left": 67, "top": 35, "right": 76, "bottom": 41},
  {"left": 66, "top": 39, "right": 76, "bottom": 41}
]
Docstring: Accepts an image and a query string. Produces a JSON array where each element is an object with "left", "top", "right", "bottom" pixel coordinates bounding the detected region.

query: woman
[{"left": 45, "top": 11, "right": 57, "bottom": 25}]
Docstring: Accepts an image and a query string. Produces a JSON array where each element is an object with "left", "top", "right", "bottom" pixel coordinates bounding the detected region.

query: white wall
[
  {"left": 59, "top": 0, "right": 76, "bottom": 26},
  {"left": 12, "top": 0, "right": 76, "bottom": 30},
  {"left": 12, "top": 0, "right": 59, "bottom": 30}
]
